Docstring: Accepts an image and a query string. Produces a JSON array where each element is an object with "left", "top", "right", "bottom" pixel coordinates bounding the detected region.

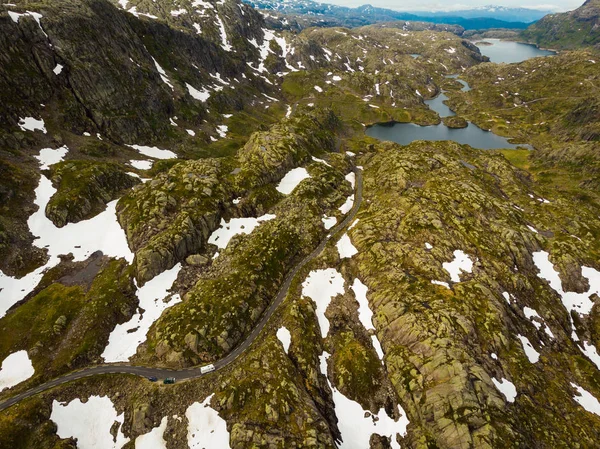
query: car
[
  {"left": 147, "top": 376, "right": 158, "bottom": 382},
  {"left": 200, "top": 364, "right": 215, "bottom": 374},
  {"left": 163, "top": 377, "right": 176, "bottom": 384}
]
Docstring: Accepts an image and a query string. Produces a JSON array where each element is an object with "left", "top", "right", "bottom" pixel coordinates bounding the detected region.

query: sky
[{"left": 321, "top": 1, "right": 586, "bottom": 12}]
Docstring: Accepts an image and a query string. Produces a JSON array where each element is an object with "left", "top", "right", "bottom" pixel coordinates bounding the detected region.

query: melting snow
[
  {"left": 51, "top": 396, "right": 129, "bottom": 449},
  {"left": 572, "top": 383, "right": 600, "bottom": 416},
  {"left": 215, "top": 15, "right": 232, "bottom": 51},
  {"left": 18, "top": 117, "right": 46, "bottom": 133},
  {"left": 0, "top": 350, "right": 35, "bottom": 391},
  {"left": 533, "top": 251, "right": 600, "bottom": 316},
  {"left": 127, "top": 144, "right": 176, "bottom": 159},
  {"left": 152, "top": 57, "right": 174, "bottom": 90},
  {"left": 102, "top": 264, "right": 182, "bottom": 362},
  {"left": 130, "top": 160, "right": 153, "bottom": 170},
  {"left": 311, "top": 156, "right": 331, "bottom": 167},
  {"left": 337, "top": 233, "right": 358, "bottom": 259},
  {"left": 425, "top": 242, "right": 433, "bottom": 250},
  {"left": 351, "top": 279, "right": 373, "bottom": 330},
  {"left": 207, "top": 214, "right": 276, "bottom": 249},
  {"left": 186, "top": 83, "right": 211, "bottom": 102},
  {"left": 533, "top": 250, "right": 600, "bottom": 352},
  {"left": 0, "top": 173, "right": 134, "bottom": 317},
  {"left": 276, "top": 167, "right": 311, "bottom": 195},
  {"left": 345, "top": 172, "right": 356, "bottom": 189},
  {"left": 339, "top": 195, "right": 354, "bottom": 214},
  {"left": 302, "top": 269, "right": 345, "bottom": 338},
  {"left": 442, "top": 250, "right": 473, "bottom": 283},
  {"left": 320, "top": 352, "right": 408, "bottom": 448},
  {"left": 186, "top": 395, "right": 231, "bottom": 449},
  {"left": 276, "top": 326, "right": 291, "bottom": 354},
  {"left": 135, "top": 416, "right": 168, "bottom": 449},
  {"left": 517, "top": 335, "right": 540, "bottom": 363},
  {"left": 431, "top": 280, "right": 450, "bottom": 289},
  {"left": 492, "top": 377, "right": 517, "bottom": 403},
  {"left": 34, "top": 146, "right": 68, "bottom": 170},
  {"left": 216, "top": 125, "right": 228, "bottom": 138},
  {"left": 314, "top": 85, "right": 323, "bottom": 93},
  {"left": 322, "top": 215, "right": 337, "bottom": 230}
]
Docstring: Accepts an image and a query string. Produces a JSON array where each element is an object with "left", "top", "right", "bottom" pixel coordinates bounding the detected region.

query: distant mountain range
[
  {"left": 244, "top": 1, "right": 554, "bottom": 30},
  {"left": 416, "top": 5, "right": 553, "bottom": 23}
]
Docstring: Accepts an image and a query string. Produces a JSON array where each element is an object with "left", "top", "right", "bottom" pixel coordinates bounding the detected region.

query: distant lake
[
  {"left": 365, "top": 122, "right": 529, "bottom": 150},
  {"left": 477, "top": 39, "right": 556, "bottom": 64}
]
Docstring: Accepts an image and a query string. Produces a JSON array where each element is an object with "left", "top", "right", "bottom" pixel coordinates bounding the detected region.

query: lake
[
  {"left": 365, "top": 122, "right": 529, "bottom": 150},
  {"left": 365, "top": 40, "right": 553, "bottom": 150},
  {"left": 477, "top": 39, "right": 556, "bottom": 64}
]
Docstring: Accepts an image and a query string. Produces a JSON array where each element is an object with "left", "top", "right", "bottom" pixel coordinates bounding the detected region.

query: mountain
[
  {"left": 2, "top": 0, "right": 600, "bottom": 448},
  {"left": 522, "top": 0, "right": 600, "bottom": 49},
  {"left": 418, "top": 5, "right": 552, "bottom": 23},
  {"left": 245, "top": 0, "right": 534, "bottom": 30}
]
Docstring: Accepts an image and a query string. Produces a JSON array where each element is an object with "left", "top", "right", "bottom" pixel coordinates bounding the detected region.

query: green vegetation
[
  {"left": 0, "top": 258, "right": 136, "bottom": 389},
  {"left": 521, "top": 0, "right": 600, "bottom": 50},
  {"left": 46, "top": 161, "right": 139, "bottom": 227}
]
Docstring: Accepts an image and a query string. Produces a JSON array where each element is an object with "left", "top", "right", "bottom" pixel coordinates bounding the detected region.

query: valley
[{"left": 0, "top": 0, "right": 599, "bottom": 448}]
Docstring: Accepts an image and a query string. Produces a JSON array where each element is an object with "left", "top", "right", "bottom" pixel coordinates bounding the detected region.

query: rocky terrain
[
  {"left": 1, "top": 0, "right": 600, "bottom": 448},
  {"left": 522, "top": 0, "right": 600, "bottom": 50}
]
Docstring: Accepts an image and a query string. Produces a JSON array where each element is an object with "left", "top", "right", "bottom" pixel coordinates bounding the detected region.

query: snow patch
[
  {"left": 102, "top": 264, "right": 182, "bottom": 362},
  {"left": 186, "top": 83, "right": 211, "bottom": 102},
  {"left": 339, "top": 195, "right": 354, "bottom": 214},
  {"left": 35, "top": 146, "right": 68, "bottom": 169},
  {"left": 0, "top": 173, "right": 134, "bottom": 317},
  {"left": 208, "top": 214, "right": 276, "bottom": 249},
  {"left": 18, "top": 116, "right": 46, "bottom": 133},
  {"left": 517, "top": 335, "right": 540, "bottom": 363},
  {"left": 135, "top": 416, "right": 168, "bottom": 449},
  {"left": 127, "top": 144, "right": 176, "bottom": 160},
  {"left": 337, "top": 233, "right": 358, "bottom": 259},
  {"left": 322, "top": 215, "right": 337, "bottom": 230},
  {"left": 302, "top": 269, "right": 345, "bottom": 338},
  {"left": 0, "top": 350, "right": 35, "bottom": 391},
  {"left": 277, "top": 327, "right": 291, "bottom": 354},
  {"left": 442, "top": 250, "right": 473, "bottom": 283},
  {"left": 186, "top": 395, "right": 231, "bottom": 448},
  {"left": 320, "top": 352, "right": 408, "bottom": 448},
  {"left": 276, "top": 167, "right": 311, "bottom": 195},
  {"left": 152, "top": 57, "right": 174, "bottom": 90},
  {"left": 572, "top": 383, "right": 600, "bottom": 416},
  {"left": 51, "top": 396, "right": 129, "bottom": 449},
  {"left": 492, "top": 377, "right": 517, "bottom": 403},
  {"left": 130, "top": 160, "right": 153, "bottom": 170}
]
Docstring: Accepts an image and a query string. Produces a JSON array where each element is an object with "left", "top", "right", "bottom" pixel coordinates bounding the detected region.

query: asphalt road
[{"left": 0, "top": 168, "right": 363, "bottom": 413}]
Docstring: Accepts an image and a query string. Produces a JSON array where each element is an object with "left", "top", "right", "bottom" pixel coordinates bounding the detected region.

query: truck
[
  {"left": 200, "top": 364, "right": 215, "bottom": 374},
  {"left": 163, "top": 377, "right": 176, "bottom": 384}
]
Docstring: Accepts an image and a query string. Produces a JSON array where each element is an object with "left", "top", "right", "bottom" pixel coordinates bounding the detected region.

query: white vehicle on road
[{"left": 200, "top": 364, "right": 215, "bottom": 374}]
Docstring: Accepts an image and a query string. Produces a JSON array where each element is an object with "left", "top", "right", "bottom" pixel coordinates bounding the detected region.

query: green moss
[
  {"left": 0, "top": 259, "right": 136, "bottom": 386},
  {"left": 46, "top": 160, "right": 139, "bottom": 227},
  {"left": 330, "top": 330, "right": 382, "bottom": 402}
]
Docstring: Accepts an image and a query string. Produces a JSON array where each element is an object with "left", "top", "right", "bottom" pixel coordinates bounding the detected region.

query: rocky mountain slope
[
  {"left": 1, "top": 0, "right": 600, "bottom": 448},
  {"left": 522, "top": 0, "right": 600, "bottom": 50}
]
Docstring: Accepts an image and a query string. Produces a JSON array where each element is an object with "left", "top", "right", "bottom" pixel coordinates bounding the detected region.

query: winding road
[{"left": 0, "top": 168, "right": 363, "bottom": 412}]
